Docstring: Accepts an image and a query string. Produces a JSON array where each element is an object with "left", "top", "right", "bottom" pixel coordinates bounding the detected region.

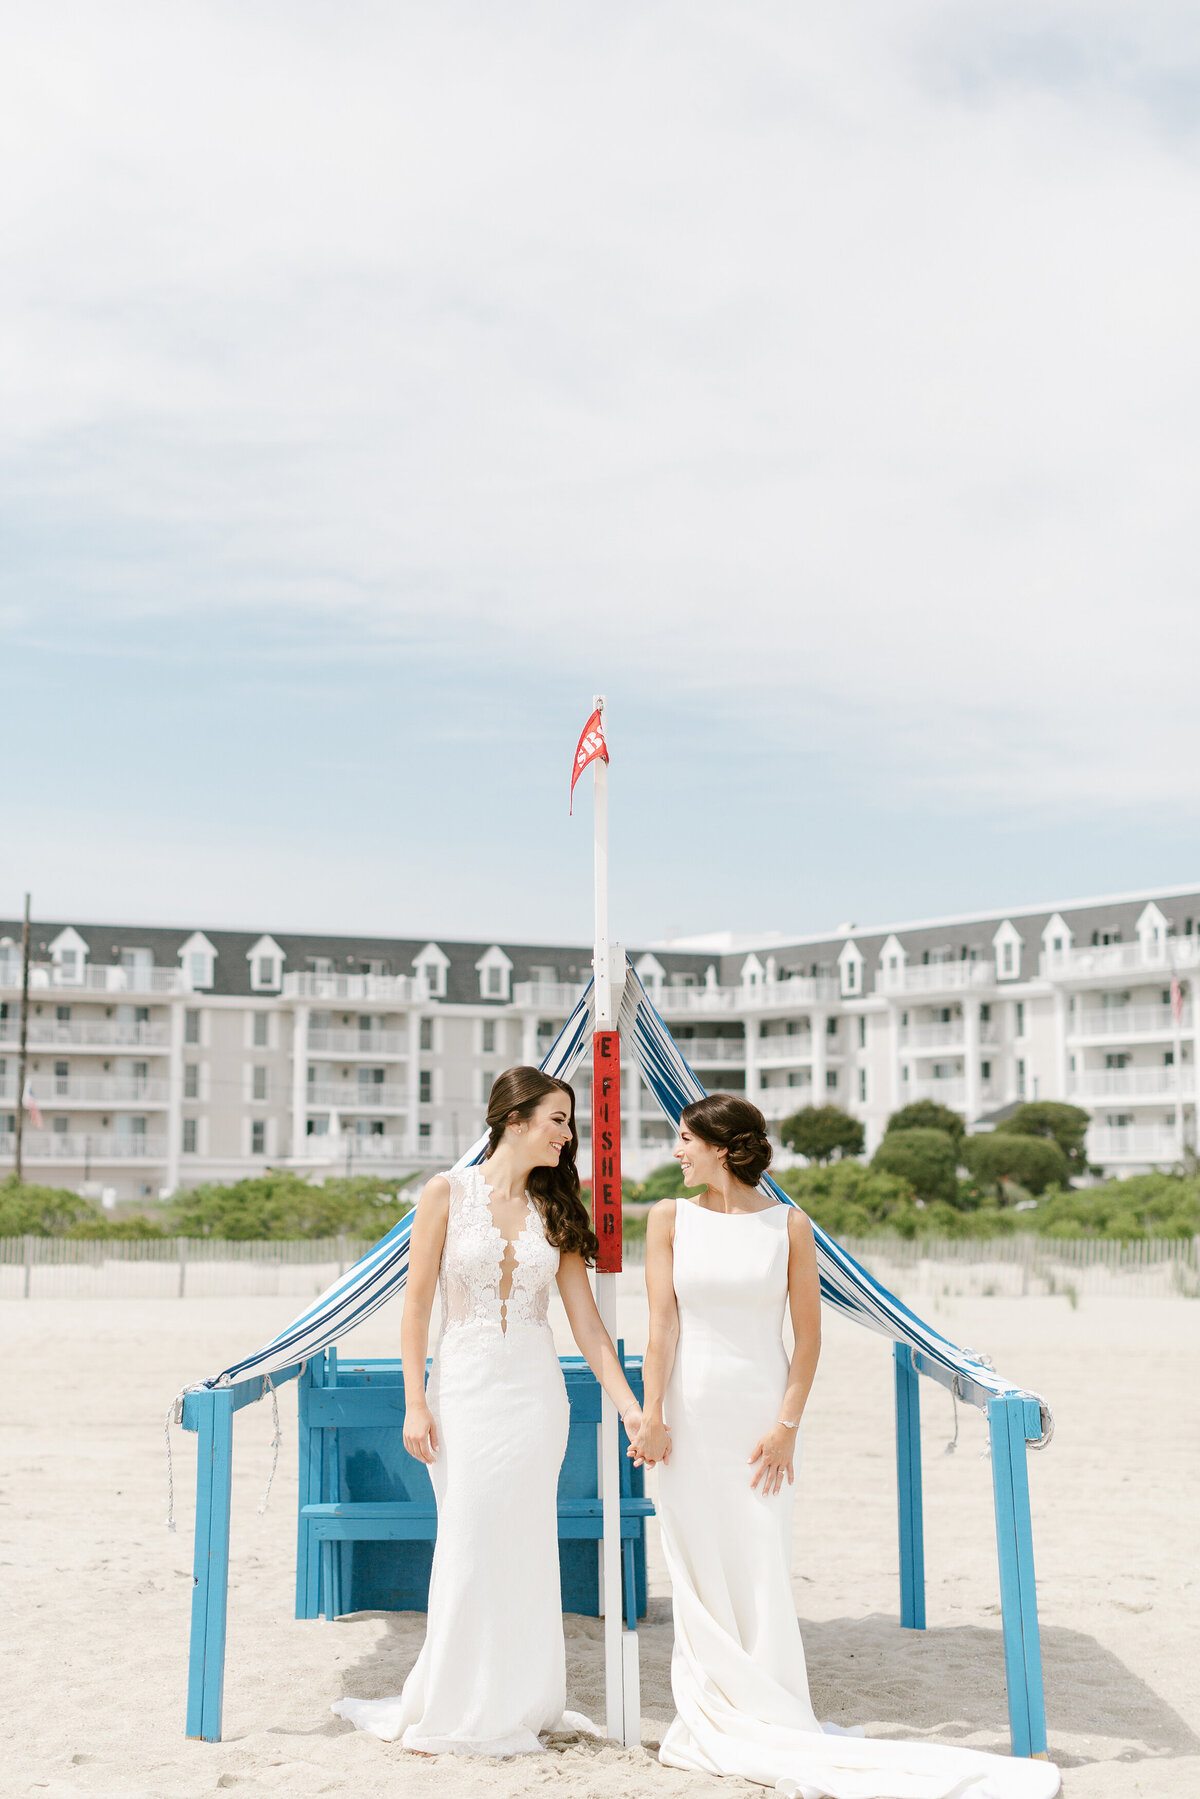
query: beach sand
[{"left": 2, "top": 1284, "right": 1196, "bottom": 1798}]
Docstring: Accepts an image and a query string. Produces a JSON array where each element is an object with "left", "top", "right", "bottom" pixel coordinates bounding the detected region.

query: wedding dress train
[{"left": 656, "top": 1199, "right": 1060, "bottom": 1799}]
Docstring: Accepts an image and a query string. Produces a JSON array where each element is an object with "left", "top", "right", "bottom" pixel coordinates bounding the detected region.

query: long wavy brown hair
[{"left": 485, "top": 1066, "right": 598, "bottom": 1261}]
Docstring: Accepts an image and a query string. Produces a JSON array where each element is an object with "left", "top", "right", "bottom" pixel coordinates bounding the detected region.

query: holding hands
[
  {"left": 748, "top": 1420, "right": 796, "bottom": 1496},
  {"left": 628, "top": 1408, "right": 672, "bottom": 1467}
]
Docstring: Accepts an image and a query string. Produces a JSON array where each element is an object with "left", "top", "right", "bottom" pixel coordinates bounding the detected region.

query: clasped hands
[{"left": 627, "top": 1409, "right": 671, "bottom": 1467}]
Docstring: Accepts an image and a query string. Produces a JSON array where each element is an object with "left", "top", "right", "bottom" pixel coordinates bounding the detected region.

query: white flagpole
[{"left": 590, "top": 694, "right": 638, "bottom": 1745}]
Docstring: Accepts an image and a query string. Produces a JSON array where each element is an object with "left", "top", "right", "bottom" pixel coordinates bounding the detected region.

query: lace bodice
[{"left": 438, "top": 1164, "right": 560, "bottom": 1337}]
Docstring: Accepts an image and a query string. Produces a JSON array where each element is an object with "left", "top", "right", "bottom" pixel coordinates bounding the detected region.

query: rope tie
[{"left": 257, "top": 1374, "right": 281, "bottom": 1515}]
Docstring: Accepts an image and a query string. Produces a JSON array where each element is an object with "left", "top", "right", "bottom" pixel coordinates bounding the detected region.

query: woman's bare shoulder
[
  {"left": 785, "top": 1202, "right": 816, "bottom": 1246},
  {"left": 647, "top": 1198, "right": 677, "bottom": 1240},
  {"left": 416, "top": 1174, "right": 451, "bottom": 1214}
]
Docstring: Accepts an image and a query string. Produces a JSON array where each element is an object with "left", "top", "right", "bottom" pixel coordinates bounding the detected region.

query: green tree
[
  {"left": 998, "top": 1102, "right": 1091, "bottom": 1177},
  {"left": 0, "top": 1176, "right": 104, "bottom": 1236},
  {"left": 779, "top": 1105, "right": 865, "bottom": 1165},
  {"left": 870, "top": 1128, "right": 959, "bottom": 1203},
  {"left": 1033, "top": 1172, "right": 1200, "bottom": 1239},
  {"left": 164, "top": 1171, "right": 417, "bottom": 1240},
  {"left": 884, "top": 1100, "right": 965, "bottom": 1143},
  {"left": 960, "top": 1133, "right": 1069, "bottom": 1197}
]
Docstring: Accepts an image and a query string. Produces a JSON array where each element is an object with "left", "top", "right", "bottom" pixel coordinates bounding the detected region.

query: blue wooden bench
[{"left": 295, "top": 1345, "right": 651, "bottom": 1631}]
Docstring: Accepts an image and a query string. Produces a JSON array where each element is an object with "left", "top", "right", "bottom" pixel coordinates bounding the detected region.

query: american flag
[
  {"left": 1170, "top": 970, "right": 1185, "bottom": 1025},
  {"left": 22, "top": 1079, "right": 43, "bottom": 1130}
]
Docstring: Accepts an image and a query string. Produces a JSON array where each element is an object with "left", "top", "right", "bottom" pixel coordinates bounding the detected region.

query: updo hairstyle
[
  {"left": 680, "top": 1093, "right": 773, "bottom": 1188},
  {"left": 485, "top": 1066, "right": 598, "bottom": 1261}
]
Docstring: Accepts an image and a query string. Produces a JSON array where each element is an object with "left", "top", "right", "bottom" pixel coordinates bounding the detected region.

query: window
[
  {"left": 358, "top": 1066, "right": 384, "bottom": 1089},
  {"left": 825, "top": 1070, "right": 838, "bottom": 1090},
  {"left": 184, "top": 1010, "right": 201, "bottom": 1045},
  {"left": 980, "top": 1004, "right": 991, "bottom": 1023},
  {"left": 1016, "top": 1002, "right": 1026, "bottom": 1037},
  {"left": 134, "top": 1006, "right": 149, "bottom": 1025},
  {"left": 786, "top": 1018, "right": 809, "bottom": 1036},
  {"left": 1164, "top": 1050, "right": 1175, "bottom": 1066},
  {"left": 486, "top": 966, "right": 503, "bottom": 996},
  {"left": 254, "top": 957, "right": 279, "bottom": 988},
  {"left": 183, "top": 1065, "right": 199, "bottom": 1099},
  {"left": 1002, "top": 943, "right": 1014, "bottom": 974},
  {"left": 418, "top": 1121, "right": 432, "bottom": 1140},
  {"left": 120, "top": 948, "right": 152, "bottom": 974},
  {"left": 54, "top": 1060, "right": 68, "bottom": 1095},
  {"left": 760, "top": 1071, "right": 770, "bottom": 1089},
  {"left": 59, "top": 949, "right": 79, "bottom": 981},
  {"left": 1105, "top": 1053, "right": 1129, "bottom": 1070},
  {"left": 1106, "top": 1112, "right": 1134, "bottom": 1128},
  {"left": 1017, "top": 1058, "right": 1026, "bottom": 1097},
  {"left": 182, "top": 1119, "right": 198, "bottom": 1154},
  {"left": 932, "top": 1062, "right": 955, "bottom": 1079},
  {"left": 365, "top": 960, "right": 388, "bottom": 977},
  {"left": 419, "top": 1018, "right": 434, "bottom": 1051},
  {"left": 53, "top": 1115, "right": 69, "bottom": 1135},
  {"left": 251, "top": 1120, "right": 266, "bottom": 1155},
  {"left": 537, "top": 1018, "right": 556, "bottom": 1042},
  {"left": 858, "top": 1017, "right": 866, "bottom": 1049},
  {"left": 252, "top": 1066, "right": 268, "bottom": 1101},
  {"left": 1052, "top": 937, "right": 1063, "bottom": 953},
  {"left": 132, "top": 1060, "right": 147, "bottom": 1083},
  {"left": 481, "top": 1070, "right": 494, "bottom": 1102},
  {"left": 844, "top": 962, "right": 859, "bottom": 993},
  {"left": 253, "top": 1013, "right": 269, "bottom": 1048},
  {"left": 356, "top": 1119, "right": 385, "bottom": 1137},
  {"left": 529, "top": 965, "right": 557, "bottom": 984},
  {"left": 858, "top": 1068, "right": 867, "bottom": 1102},
  {"left": 481, "top": 1020, "right": 496, "bottom": 1054},
  {"left": 419, "top": 1070, "right": 432, "bottom": 1103},
  {"left": 189, "top": 954, "right": 208, "bottom": 986},
  {"left": 57, "top": 1005, "right": 71, "bottom": 1023},
  {"left": 312, "top": 957, "right": 333, "bottom": 976},
  {"left": 981, "top": 1060, "right": 992, "bottom": 1081},
  {"left": 787, "top": 1070, "right": 806, "bottom": 1087},
  {"left": 826, "top": 1017, "right": 838, "bottom": 1037}
]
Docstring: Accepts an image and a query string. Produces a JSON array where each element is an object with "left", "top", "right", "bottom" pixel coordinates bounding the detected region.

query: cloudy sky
[{"left": 3, "top": 2, "right": 1200, "bottom": 948}]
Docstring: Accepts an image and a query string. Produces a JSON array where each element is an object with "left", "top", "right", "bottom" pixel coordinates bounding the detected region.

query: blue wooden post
[
  {"left": 988, "top": 1395, "right": 1049, "bottom": 1759},
  {"left": 295, "top": 1355, "right": 325, "bottom": 1620},
  {"left": 893, "top": 1342, "right": 926, "bottom": 1630},
  {"left": 185, "top": 1388, "right": 234, "bottom": 1741}
]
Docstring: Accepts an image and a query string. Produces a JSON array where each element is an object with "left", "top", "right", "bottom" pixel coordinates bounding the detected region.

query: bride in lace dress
[
  {"left": 332, "top": 1066, "right": 652, "bottom": 1756},
  {"left": 634, "top": 1095, "right": 1059, "bottom": 1799}
]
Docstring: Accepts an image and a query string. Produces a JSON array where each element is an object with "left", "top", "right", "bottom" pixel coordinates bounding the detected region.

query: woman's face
[
  {"left": 673, "top": 1122, "right": 724, "bottom": 1188},
  {"left": 518, "top": 1089, "right": 573, "bottom": 1167}
]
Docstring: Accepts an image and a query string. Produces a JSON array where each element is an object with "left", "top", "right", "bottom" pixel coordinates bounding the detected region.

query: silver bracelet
[{"left": 778, "top": 1417, "right": 800, "bottom": 1430}]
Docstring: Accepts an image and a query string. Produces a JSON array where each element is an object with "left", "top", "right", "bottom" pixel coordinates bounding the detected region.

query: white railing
[
  {"left": 0, "top": 1020, "right": 170, "bottom": 1049},
  {"left": 510, "top": 982, "right": 586, "bottom": 1010},
  {"left": 1041, "top": 936, "right": 1200, "bottom": 980},
  {"left": 876, "top": 963, "right": 995, "bottom": 996},
  {"left": 284, "top": 973, "right": 426, "bottom": 1003},
  {"left": 0, "top": 1131, "right": 168, "bottom": 1161},
  {"left": 306, "top": 1084, "right": 407, "bottom": 1111},
  {"left": 297, "top": 1135, "right": 411, "bottom": 1162},
  {"left": 1086, "top": 1126, "right": 1182, "bottom": 1161},
  {"left": 1070, "top": 1068, "right": 1181, "bottom": 1099},
  {"left": 1070, "top": 1005, "right": 1190, "bottom": 1038},
  {"left": 740, "top": 978, "right": 841, "bottom": 1009},
  {"left": 0, "top": 962, "right": 184, "bottom": 995},
  {"left": 307, "top": 1029, "right": 407, "bottom": 1056},
  {"left": 907, "top": 1078, "right": 968, "bottom": 1105},
  {"left": 756, "top": 1091, "right": 815, "bottom": 1121},
  {"left": 25, "top": 1077, "right": 170, "bottom": 1106},
  {"left": 900, "top": 1020, "right": 1001, "bottom": 1049},
  {"left": 669, "top": 1037, "right": 746, "bottom": 1063},
  {"left": 756, "top": 1040, "right": 815, "bottom": 1065}
]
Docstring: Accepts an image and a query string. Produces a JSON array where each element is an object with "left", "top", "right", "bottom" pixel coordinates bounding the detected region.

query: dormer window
[
  {"left": 475, "top": 945, "right": 513, "bottom": 1003},
  {"left": 178, "top": 932, "right": 217, "bottom": 991},
  {"left": 247, "top": 936, "right": 285, "bottom": 991},
  {"left": 414, "top": 942, "right": 450, "bottom": 999},
  {"left": 993, "top": 919, "right": 1023, "bottom": 981},
  {"left": 48, "top": 927, "right": 89, "bottom": 986}
]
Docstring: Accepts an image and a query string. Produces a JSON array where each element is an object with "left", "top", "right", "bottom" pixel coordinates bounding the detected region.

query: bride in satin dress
[
  {"left": 634, "top": 1094, "right": 1059, "bottom": 1799},
  {"left": 332, "top": 1067, "right": 651, "bottom": 1756}
]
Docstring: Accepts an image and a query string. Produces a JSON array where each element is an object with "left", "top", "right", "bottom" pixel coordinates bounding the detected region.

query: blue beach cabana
[{"left": 175, "top": 963, "right": 1053, "bottom": 1759}]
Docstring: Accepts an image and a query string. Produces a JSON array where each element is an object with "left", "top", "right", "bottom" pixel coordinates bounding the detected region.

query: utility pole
[{"left": 14, "top": 893, "right": 31, "bottom": 1184}]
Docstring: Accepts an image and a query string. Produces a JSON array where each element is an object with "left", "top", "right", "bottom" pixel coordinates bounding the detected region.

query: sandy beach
[{"left": 2, "top": 1283, "right": 1196, "bottom": 1799}]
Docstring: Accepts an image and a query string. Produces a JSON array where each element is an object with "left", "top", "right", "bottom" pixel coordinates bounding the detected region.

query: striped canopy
[{"left": 196, "top": 963, "right": 1050, "bottom": 1437}]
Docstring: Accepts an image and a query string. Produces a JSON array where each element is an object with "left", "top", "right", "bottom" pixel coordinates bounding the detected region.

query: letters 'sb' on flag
[{"left": 570, "top": 708, "right": 609, "bottom": 813}]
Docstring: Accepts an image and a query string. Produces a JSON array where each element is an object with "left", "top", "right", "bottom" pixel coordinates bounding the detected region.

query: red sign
[
  {"left": 591, "top": 1031, "right": 622, "bottom": 1271},
  {"left": 570, "top": 708, "right": 609, "bottom": 813}
]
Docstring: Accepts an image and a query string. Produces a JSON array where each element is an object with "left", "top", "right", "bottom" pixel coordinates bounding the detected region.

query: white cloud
[{"left": 4, "top": 1, "right": 1200, "bottom": 821}]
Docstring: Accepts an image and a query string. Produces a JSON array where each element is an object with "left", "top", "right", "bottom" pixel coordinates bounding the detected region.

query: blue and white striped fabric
[{"left": 198, "top": 960, "right": 1049, "bottom": 1439}]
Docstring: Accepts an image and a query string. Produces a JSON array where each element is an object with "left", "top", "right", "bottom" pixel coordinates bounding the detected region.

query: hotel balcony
[
  {"left": 307, "top": 1028, "right": 407, "bottom": 1057},
  {"left": 0, "top": 1019, "right": 171, "bottom": 1050},
  {"left": 307, "top": 1083, "right": 407, "bottom": 1112},
  {"left": 876, "top": 963, "right": 995, "bottom": 997},
  {"left": 0, "top": 962, "right": 183, "bottom": 996},
  {"left": 1068, "top": 1068, "right": 1182, "bottom": 1100},
  {"left": 21, "top": 1077, "right": 170, "bottom": 1107},
  {"left": 1086, "top": 1125, "right": 1182, "bottom": 1164},
  {"left": 510, "top": 982, "right": 586, "bottom": 1010},
  {"left": 899, "top": 1020, "right": 1001, "bottom": 1050},
  {"left": 907, "top": 1077, "right": 968, "bottom": 1106},
  {"left": 297, "top": 1133, "right": 414, "bottom": 1163},
  {"left": 756, "top": 1039, "right": 815, "bottom": 1066},
  {"left": 1042, "top": 936, "right": 1200, "bottom": 981},
  {"left": 1069, "top": 1005, "right": 1191, "bottom": 1041},
  {"left": 0, "top": 1131, "right": 168, "bottom": 1162},
  {"left": 669, "top": 1037, "right": 746, "bottom": 1063},
  {"left": 284, "top": 973, "right": 425, "bottom": 1003},
  {"left": 652, "top": 978, "right": 838, "bottom": 1018}
]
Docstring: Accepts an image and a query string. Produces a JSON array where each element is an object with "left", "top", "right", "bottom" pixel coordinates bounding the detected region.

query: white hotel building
[{"left": 2, "top": 882, "right": 1198, "bottom": 1201}]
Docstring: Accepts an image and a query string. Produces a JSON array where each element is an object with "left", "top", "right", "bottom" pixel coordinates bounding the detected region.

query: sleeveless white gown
[
  {"left": 332, "top": 1165, "right": 588, "bottom": 1755},
  {"left": 656, "top": 1199, "right": 1060, "bottom": 1799}
]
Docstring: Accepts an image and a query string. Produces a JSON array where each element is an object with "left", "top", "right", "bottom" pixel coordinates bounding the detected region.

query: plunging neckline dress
[
  {"left": 332, "top": 1164, "right": 582, "bottom": 1754},
  {"left": 656, "top": 1198, "right": 1060, "bottom": 1798}
]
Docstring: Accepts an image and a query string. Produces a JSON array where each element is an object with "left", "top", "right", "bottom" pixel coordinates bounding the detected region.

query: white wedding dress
[
  {"left": 332, "top": 1165, "right": 589, "bottom": 1755},
  {"left": 656, "top": 1199, "right": 1060, "bottom": 1799}
]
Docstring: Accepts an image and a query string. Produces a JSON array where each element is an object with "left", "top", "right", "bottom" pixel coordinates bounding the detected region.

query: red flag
[
  {"left": 1171, "top": 971, "right": 1185, "bottom": 1024},
  {"left": 569, "top": 707, "right": 609, "bottom": 813}
]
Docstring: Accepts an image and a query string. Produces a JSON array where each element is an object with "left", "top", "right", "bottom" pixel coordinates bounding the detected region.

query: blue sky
[{"left": 4, "top": 3, "right": 1200, "bottom": 947}]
